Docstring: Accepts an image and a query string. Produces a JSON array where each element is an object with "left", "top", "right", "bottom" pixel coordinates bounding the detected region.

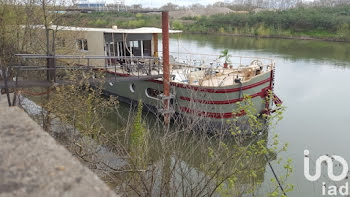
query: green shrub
[
  {"left": 172, "top": 20, "right": 184, "bottom": 30},
  {"left": 183, "top": 5, "right": 350, "bottom": 40}
]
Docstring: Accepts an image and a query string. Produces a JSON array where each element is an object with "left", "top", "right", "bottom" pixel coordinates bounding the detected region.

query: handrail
[
  {"left": 15, "top": 54, "right": 158, "bottom": 60},
  {"left": 15, "top": 53, "right": 274, "bottom": 65},
  {"left": 158, "top": 51, "right": 275, "bottom": 62},
  {"left": 14, "top": 53, "right": 274, "bottom": 71}
]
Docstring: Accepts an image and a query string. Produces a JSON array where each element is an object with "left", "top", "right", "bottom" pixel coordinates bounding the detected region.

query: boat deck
[{"left": 106, "top": 64, "right": 268, "bottom": 87}]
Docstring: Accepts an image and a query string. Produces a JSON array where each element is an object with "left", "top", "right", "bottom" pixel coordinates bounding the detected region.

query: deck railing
[
  {"left": 14, "top": 54, "right": 163, "bottom": 76},
  {"left": 13, "top": 53, "right": 275, "bottom": 78},
  {"left": 158, "top": 51, "right": 275, "bottom": 70}
]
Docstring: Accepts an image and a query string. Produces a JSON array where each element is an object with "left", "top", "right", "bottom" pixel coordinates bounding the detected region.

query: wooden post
[
  {"left": 12, "top": 71, "right": 19, "bottom": 106},
  {"left": 46, "top": 29, "right": 56, "bottom": 82},
  {"left": 46, "top": 27, "right": 50, "bottom": 82},
  {"left": 2, "top": 67, "right": 11, "bottom": 106},
  {"left": 52, "top": 30, "right": 56, "bottom": 82},
  {"left": 162, "top": 11, "right": 170, "bottom": 125}
]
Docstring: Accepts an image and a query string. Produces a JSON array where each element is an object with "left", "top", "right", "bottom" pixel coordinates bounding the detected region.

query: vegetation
[
  {"left": 64, "top": 12, "right": 162, "bottom": 28},
  {"left": 183, "top": 5, "right": 350, "bottom": 41},
  {"left": 219, "top": 49, "right": 232, "bottom": 65},
  {"left": 64, "top": 5, "right": 350, "bottom": 42},
  {"left": 26, "top": 88, "right": 293, "bottom": 196},
  {"left": 45, "top": 76, "right": 118, "bottom": 141}
]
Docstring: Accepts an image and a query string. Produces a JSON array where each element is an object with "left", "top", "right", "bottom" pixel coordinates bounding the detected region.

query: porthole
[
  {"left": 145, "top": 88, "right": 162, "bottom": 100},
  {"left": 130, "top": 83, "right": 136, "bottom": 93}
]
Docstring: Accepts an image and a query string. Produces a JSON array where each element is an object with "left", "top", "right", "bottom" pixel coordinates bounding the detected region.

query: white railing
[{"left": 158, "top": 51, "right": 275, "bottom": 71}]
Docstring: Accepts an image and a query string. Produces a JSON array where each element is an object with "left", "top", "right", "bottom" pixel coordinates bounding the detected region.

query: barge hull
[{"left": 103, "top": 70, "right": 272, "bottom": 126}]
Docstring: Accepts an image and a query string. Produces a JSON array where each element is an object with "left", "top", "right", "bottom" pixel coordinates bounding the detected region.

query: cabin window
[
  {"left": 131, "top": 41, "right": 139, "bottom": 48},
  {"left": 128, "top": 40, "right": 142, "bottom": 56},
  {"left": 143, "top": 40, "right": 151, "bottom": 56},
  {"left": 112, "top": 40, "right": 152, "bottom": 57},
  {"left": 145, "top": 88, "right": 162, "bottom": 99},
  {"left": 77, "top": 39, "right": 88, "bottom": 51}
]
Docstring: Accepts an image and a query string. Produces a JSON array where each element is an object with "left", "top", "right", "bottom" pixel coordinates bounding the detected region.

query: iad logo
[
  {"left": 304, "top": 149, "right": 349, "bottom": 196},
  {"left": 304, "top": 149, "right": 348, "bottom": 181}
]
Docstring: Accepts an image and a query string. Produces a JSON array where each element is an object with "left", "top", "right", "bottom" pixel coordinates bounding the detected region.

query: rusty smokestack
[{"left": 162, "top": 11, "right": 170, "bottom": 124}]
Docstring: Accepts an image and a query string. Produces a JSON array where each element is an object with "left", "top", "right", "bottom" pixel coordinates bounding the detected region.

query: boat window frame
[
  {"left": 145, "top": 88, "right": 162, "bottom": 101},
  {"left": 76, "top": 39, "right": 88, "bottom": 51}
]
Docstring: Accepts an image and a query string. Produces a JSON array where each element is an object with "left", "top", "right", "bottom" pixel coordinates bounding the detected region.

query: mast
[{"left": 162, "top": 11, "right": 170, "bottom": 125}]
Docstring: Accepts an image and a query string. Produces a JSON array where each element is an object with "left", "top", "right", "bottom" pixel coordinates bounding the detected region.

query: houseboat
[{"left": 31, "top": 25, "right": 281, "bottom": 128}]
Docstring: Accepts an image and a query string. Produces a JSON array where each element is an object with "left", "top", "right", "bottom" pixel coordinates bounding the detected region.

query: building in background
[{"left": 76, "top": 0, "right": 106, "bottom": 9}]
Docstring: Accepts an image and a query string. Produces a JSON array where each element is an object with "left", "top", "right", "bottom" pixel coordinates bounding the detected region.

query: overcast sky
[
  {"left": 122, "top": 0, "right": 221, "bottom": 8},
  {"left": 99, "top": 0, "right": 315, "bottom": 8}
]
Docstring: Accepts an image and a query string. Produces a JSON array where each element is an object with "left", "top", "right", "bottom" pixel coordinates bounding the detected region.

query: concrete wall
[{"left": 0, "top": 95, "right": 119, "bottom": 197}]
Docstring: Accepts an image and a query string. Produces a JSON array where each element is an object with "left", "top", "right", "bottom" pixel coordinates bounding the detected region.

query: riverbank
[
  {"left": 180, "top": 5, "right": 350, "bottom": 42},
  {"left": 65, "top": 5, "right": 350, "bottom": 43},
  {"left": 184, "top": 32, "right": 350, "bottom": 42}
]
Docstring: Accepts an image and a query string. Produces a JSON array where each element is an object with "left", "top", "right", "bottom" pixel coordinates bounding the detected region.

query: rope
[{"left": 265, "top": 154, "right": 287, "bottom": 196}]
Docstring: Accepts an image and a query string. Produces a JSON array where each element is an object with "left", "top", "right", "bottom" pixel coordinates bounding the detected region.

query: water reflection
[
  {"left": 22, "top": 33, "right": 350, "bottom": 196},
  {"left": 20, "top": 92, "right": 277, "bottom": 196},
  {"left": 171, "top": 34, "right": 350, "bottom": 67},
  {"left": 99, "top": 102, "right": 278, "bottom": 196},
  {"left": 166, "top": 34, "right": 350, "bottom": 196}
]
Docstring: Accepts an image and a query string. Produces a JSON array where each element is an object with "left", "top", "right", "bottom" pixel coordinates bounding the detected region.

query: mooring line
[{"left": 265, "top": 154, "right": 287, "bottom": 196}]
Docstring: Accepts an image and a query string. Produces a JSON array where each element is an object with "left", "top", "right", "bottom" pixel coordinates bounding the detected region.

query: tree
[{"left": 160, "top": 2, "right": 179, "bottom": 11}]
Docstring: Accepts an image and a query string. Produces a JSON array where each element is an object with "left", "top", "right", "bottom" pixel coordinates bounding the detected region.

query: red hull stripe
[
  {"left": 105, "top": 70, "right": 271, "bottom": 94},
  {"left": 169, "top": 78, "right": 271, "bottom": 93},
  {"left": 179, "top": 87, "right": 269, "bottom": 105},
  {"left": 179, "top": 107, "right": 246, "bottom": 119}
]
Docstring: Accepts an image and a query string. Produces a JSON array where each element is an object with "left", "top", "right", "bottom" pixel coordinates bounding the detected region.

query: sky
[
  {"left": 91, "top": 0, "right": 315, "bottom": 8},
  {"left": 127, "top": 0, "right": 316, "bottom": 8},
  {"left": 121, "top": 0, "right": 221, "bottom": 8}
]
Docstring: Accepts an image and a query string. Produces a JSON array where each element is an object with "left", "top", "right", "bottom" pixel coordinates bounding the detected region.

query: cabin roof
[{"left": 35, "top": 25, "right": 182, "bottom": 34}]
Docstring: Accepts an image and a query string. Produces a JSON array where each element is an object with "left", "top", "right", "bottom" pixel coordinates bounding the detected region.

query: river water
[
  {"left": 165, "top": 34, "right": 350, "bottom": 196},
  {"left": 23, "top": 33, "right": 350, "bottom": 196}
]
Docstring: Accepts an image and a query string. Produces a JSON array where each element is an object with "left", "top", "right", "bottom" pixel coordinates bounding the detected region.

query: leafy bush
[
  {"left": 183, "top": 5, "right": 350, "bottom": 40},
  {"left": 63, "top": 5, "right": 350, "bottom": 40},
  {"left": 171, "top": 20, "right": 184, "bottom": 30}
]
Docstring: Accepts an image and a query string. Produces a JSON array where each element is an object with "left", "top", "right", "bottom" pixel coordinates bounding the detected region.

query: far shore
[{"left": 183, "top": 32, "right": 350, "bottom": 43}]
